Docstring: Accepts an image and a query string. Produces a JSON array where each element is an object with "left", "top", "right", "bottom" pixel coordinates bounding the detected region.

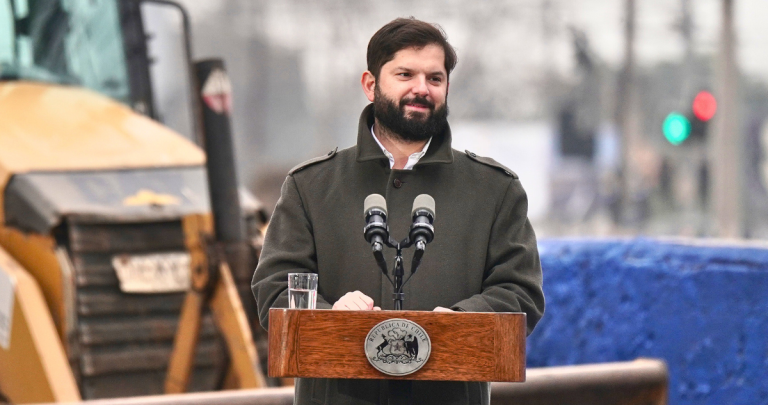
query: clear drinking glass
[{"left": 288, "top": 273, "right": 318, "bottom": 309}]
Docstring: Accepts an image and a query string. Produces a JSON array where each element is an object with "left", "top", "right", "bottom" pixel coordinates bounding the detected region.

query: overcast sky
[{"left": 181, "top": 0, "right": 768, "bottom": 81}]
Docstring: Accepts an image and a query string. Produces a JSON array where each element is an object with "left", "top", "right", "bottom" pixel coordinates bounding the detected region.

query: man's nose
[{"left": 411, "top": 76, "right": 429, "bottom": 96}]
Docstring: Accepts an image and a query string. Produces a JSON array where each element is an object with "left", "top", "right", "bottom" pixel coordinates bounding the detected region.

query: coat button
[{"left": 393, "top": 179, "right": 402, "bottom": 188}]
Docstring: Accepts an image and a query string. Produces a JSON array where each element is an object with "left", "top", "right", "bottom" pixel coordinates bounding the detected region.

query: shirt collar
[
  {"left": 355, "top": 104, "right": 454, "bottom": 166},
  {"left": 370, "top": 125, "right": 432, "bottom": 170}
]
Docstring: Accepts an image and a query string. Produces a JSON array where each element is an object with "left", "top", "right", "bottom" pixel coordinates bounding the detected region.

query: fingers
[
  {"left": 357, "top": 291, "right": 374, "bottom": 309},
  {"left": 348, "top": 294, "right": 367, "bottom": 310},
  {"left": 433, "top": 306, "right": 453, "bottom": 312},
  {"left": 346, "top": 291, "right": 370, "bottom": 310},
  {"left": 332, "top": 291, "right": 376, "bottom": 310},
  {"left": 373, "top": 306, "right": 381, "bottom": 311},
  {"left": 332, "top": 297, "right": 347, "bottom": 310}
]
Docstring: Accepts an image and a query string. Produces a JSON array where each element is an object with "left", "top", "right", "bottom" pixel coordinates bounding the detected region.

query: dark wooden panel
[
  {"left": 72, "top": 252, "right": 119, "bottom": 287},
  {"left": 72, "top": 250, "right": 188, "bottom": 287},
  {"left": 80, "top": 339, "right": 224, "bottom": 376},
  {"left": 77, "top": 287, "right": 185, "bottom": 316},
  {"left": 268, "top": 309, "right": 526, "bottom": 382},
  {"left": 78, "top": 315, "right": 218, "bottom": 345},
  {"left": 81, "top": 368, "right": 222, "bottom": 399},
  {"left": 68, "top": 221, "right": 184, "bottom": 253},
  {"left": 65, "top": 219, "right": 232, "bottom": 399}
]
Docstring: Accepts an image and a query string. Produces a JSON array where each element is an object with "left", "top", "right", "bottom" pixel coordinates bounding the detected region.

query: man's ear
[{"left": 361, "top": 71, "right": 376, "bottom": 102}]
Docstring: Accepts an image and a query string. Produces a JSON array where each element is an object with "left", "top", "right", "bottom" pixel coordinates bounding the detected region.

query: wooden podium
[{"left": 268, "top": 309, "right": 527, "bottom": 382}]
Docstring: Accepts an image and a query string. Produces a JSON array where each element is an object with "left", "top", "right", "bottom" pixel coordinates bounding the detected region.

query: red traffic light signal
[{"left": 692, "top": 91, "right": 717, "bottom": 122}]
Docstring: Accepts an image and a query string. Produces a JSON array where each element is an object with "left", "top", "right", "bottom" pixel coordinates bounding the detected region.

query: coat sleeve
[
  {"left": 251, "top": 175, "right": 333, "bottom": 331},
  {"left": 450, "top": 178, "right": 545, "bottom": 335}
]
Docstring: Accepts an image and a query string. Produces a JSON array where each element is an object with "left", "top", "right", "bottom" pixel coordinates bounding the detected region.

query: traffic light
[
  {"left": 662, "top": 90, "right": 717, "bottom": 145},
  {"left": 663, "top": 112, "right": 691, "bottom": 145},
  {"left": 689, "top": 90, "right": 717, "bottom": 141},
  {"left": 692, "top": 90, "right": 717, "bottom": 121}
]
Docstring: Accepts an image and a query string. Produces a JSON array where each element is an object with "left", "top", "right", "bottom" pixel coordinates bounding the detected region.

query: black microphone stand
[
  {"left": 392, "top": 244, "right": 405, "bottom": 310},
  {"left": 372, "top": 235, "right": 425, "bottom": 310},
  {"left": 366, "top": 203, "right": 432, "bottom": 405},
  {"left": 374, "top": 236, "right": 427, "bottom": 405}
]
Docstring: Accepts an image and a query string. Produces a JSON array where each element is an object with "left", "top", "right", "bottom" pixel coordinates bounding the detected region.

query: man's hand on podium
[
  {"left": 332, "top": 291, "right": 382, "bottom": 310},
  {"left": 433, "top": 306, "right": 453, "bottom": 312}
]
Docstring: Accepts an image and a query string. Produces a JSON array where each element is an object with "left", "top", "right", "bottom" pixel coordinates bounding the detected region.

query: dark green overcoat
[{"left": 252, "top": 105, "right": 545, "bottom": 405}]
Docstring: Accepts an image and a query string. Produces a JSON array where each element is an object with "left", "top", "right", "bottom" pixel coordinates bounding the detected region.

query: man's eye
[
  {"left": 398, "top": 72, "right": 411, "bottom": 77},
  {"left": 429, "top": 77, "right": 442, "bottom": 83}
]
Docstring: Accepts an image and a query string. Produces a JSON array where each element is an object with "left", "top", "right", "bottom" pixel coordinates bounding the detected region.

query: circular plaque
[{"left": 364, "top": 318, "right": 431, "bottom": 376}]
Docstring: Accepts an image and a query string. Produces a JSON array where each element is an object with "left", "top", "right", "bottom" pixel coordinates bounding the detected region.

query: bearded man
[{"left": 252, "top": 17, "right": 545, "bottom": 405}]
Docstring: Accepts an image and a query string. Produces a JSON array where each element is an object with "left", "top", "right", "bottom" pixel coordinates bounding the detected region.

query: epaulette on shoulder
[
  {"left": 464, "top": 150, "right": 518, "bottom": 178},
  {"left": 289, "top": 148, "right": 338, "bottom": 175}
]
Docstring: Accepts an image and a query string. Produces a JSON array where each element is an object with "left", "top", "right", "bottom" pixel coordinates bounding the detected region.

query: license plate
[{"left": 112, "top": 253, "right": 191, "bottom": 293}]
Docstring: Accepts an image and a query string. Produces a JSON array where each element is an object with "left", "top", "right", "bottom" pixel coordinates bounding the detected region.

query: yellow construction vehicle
[{"left": 0, "top": 0, "right": 268, "bottom": 402}]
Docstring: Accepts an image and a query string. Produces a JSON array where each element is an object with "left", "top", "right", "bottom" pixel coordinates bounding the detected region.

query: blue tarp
[{"left": 528, "top": 238, "right": 768, "bottom": 405}]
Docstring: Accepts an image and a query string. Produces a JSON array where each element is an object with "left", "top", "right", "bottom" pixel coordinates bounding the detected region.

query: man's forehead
[{"left": 384, "top": 45, "right": 446, "bottom": 73}]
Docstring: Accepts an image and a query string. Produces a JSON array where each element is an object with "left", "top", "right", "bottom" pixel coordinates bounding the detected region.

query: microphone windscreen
[
  {"left": 411, "top": 194, "right": 435, "bottom": 217},
  {"left": 364, "top": 194, "right": 388, "bottom": 216}
]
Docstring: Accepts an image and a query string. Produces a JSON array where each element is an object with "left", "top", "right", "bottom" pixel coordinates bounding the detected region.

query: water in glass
[{"left": 289, "top": 288, "right": 317, "bottom": 309}]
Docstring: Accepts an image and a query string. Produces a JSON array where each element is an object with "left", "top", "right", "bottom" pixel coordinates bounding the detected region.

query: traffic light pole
[
  {"left": 711, "top": 0, "right": 742, "bottom": 237},
  {"left": 618, "top": 0, "right": 644, "bottom": 227}
]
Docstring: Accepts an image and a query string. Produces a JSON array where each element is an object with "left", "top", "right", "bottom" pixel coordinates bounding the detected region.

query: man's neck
[{"left": 372, "top": 120, "right": 429, "bottom": 170}]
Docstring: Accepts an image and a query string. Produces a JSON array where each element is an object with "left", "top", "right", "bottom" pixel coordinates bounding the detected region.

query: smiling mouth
[{"left": 399, "top": 96, "right": 435, "bottom": 117}]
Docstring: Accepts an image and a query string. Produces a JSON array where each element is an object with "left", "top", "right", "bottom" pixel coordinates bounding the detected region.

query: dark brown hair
[{"left": 367, "top": 17, "right": 457, "bottom": 79}]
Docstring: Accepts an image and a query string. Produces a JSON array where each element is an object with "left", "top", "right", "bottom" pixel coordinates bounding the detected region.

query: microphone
[
  {"left": 409, "top": 194, "right": 435, "bottom": 251},
  {"left": 408, "top": 194, "right": 434, "bottom": 276},
  {"left": 364, "top": 194, "right": 390, "bottom": 276},
  {"left": 363, "top": 194, "right": 389, "bottom": 252}
]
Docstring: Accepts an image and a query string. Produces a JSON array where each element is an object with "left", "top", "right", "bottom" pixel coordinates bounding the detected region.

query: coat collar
[{"left": 355, "top": 104, "right": 454, "bottom": 166}]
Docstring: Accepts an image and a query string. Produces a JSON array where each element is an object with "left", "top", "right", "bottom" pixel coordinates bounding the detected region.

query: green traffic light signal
[{"left": 663, "top": 112, "right": 691, "bottom": 145}]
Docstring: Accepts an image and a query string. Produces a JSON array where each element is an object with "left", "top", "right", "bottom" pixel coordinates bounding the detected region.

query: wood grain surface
[{"left": 268, "top": 309, "right": 526, "bottom": 382}]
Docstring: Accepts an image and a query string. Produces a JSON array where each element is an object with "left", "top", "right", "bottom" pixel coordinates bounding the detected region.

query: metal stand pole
[{"left": 392, "top": 245, "right": 405, "bottom": 310}]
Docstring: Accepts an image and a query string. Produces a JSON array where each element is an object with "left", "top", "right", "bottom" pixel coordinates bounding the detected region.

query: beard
[{"left": 373, "top": 85, "right": 449, "bottom": 143}]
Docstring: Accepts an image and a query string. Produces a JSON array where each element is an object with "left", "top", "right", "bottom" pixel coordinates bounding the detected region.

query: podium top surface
[{"left": 268, "top": 309, "right": 526, "bottom": 382}]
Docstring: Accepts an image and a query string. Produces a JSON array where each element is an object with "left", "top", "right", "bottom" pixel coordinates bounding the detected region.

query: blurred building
[{"left": 173, "top": 0, "right": 768, "bottom": 239}]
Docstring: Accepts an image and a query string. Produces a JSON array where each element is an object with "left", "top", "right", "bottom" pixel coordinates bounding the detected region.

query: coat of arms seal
[{"left": 364, "top": 318, "right": 431, "bottom": 376}]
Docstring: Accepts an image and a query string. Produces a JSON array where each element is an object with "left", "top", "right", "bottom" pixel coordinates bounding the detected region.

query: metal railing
[{"left": 32, "top": 359, "right": 667, "bottom": 405}]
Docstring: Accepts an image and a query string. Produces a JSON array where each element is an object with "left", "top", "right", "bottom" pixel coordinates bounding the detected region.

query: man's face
[{"left": 365, "top": 44, "right": 449, "bottom": 142}]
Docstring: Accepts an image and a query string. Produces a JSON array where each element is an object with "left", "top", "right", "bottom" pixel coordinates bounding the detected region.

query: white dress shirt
[{"left": 370, "top": 126, "right": 432, "bottom": 170}]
